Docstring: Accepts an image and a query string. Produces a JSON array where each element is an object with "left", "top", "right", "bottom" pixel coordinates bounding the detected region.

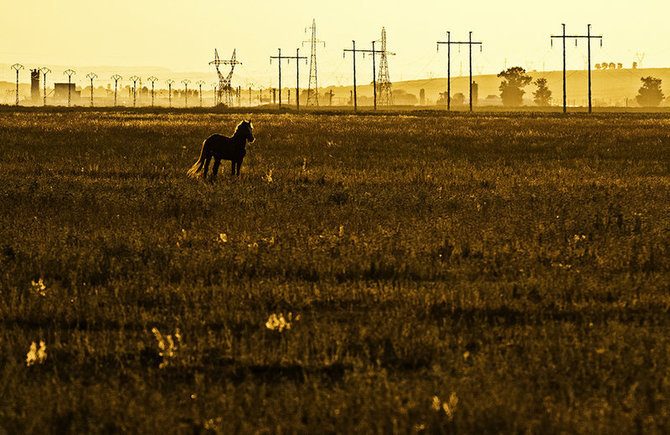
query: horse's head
[{"left": 237, "top": 120, "right": 255, "bottom": 144}]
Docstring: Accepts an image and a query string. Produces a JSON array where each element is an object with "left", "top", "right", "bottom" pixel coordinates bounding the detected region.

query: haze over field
[{"left": 1, "top": 0, "right": 669, "bottom": 90}]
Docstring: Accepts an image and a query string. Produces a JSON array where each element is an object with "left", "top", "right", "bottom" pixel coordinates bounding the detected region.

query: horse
[{"left": 187, "top": 120, "right": 255, "bottom": 180}]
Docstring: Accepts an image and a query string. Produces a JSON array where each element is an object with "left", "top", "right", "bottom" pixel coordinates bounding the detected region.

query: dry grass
[{"left": 0, "top": 107, "right": 669, "bottom": 433}]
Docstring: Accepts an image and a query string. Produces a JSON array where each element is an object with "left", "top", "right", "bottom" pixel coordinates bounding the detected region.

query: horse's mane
[{"left": 234, "top": 120, "right": 250, "bottom": 134}]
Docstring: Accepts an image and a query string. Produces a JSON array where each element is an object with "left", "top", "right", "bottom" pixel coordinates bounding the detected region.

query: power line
[
  {"left": 11, "top": 63, "right": 23, "bottom": 106},
  {"left": 286, "top": 48, "right": 308, "bottom": 111},
  {"left": 437, "top": 31, "right": 482, "bottom": 112},
  {"left": 196, "top": 80, "right": 205, "bottom": 107},
  {"left": 551, "top": 23, "right": 603, "bottom": 113},
  {"left": 111, "top": 74, "right": 122, "bottom": 106},
  {"left": 343, "top": 40, "right": 378, "bottom": 111},
  {"left": 39, "top": 67, "right": 50, "bottom": 106},
  {"left": 86, "top": 72, "right": 97, "bottom": 107},
  {"left": 182, "top": 79, "right": 191, "bottom": 107},
  {"left": 63, "top": 69, "right": 76, "bottom": 107},
  {"left": 129, "top": 75, "right": 140, "bottom": 107},
  {"left": 166, "top": 79, "right": 174, "bottom": 108},
  {"left": 147, "top": 76, "right": 158, "bottom": 107}
]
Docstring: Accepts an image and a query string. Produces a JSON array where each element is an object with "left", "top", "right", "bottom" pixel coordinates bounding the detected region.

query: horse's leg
[
  {"left": 231, "top": 160, "right": 236, "bottom": 176},
  {"left": 236, "top": 160, "right": 242, "bottom": 176},
  {"left": 211, "top": 158, "right": 221, "bottom": 180},
  {"left": 202, "top": 156, "right": 211, "bottom": 180}
]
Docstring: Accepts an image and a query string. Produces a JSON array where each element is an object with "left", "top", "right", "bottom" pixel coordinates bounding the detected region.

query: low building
[{"left": 54, "top": 83, "right": 81, "bottom": 103}]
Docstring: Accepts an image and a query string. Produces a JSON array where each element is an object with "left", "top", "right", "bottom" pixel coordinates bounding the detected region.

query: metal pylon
[
  {"left": 209, "top": 49, "right": 241, "bottom": 106},
  {"left": 376, "top": 27, "right": 394, "bottom": 106},
  {"left": 304, "top": 19, "right": 325, "bottom": 106}
]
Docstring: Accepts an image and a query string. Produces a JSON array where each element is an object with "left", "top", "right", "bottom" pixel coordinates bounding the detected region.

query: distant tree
[
  {"left": 452, "top": 93, "right": 465, "bottom": 106},
  {"left": 636, "top": 76, "right": 664, "bottom": 107},
  {"left": 595, "top": 63, "right": 601, "bottom": 70},
  {"left": 498, "top": 67, "right": 533, "bottom": 106},
  {"left": 419, "top": 88, "right": 426, "bottom": 105},
  {"left": 533, "top": 78, "right": 552, "bottom": 106}
]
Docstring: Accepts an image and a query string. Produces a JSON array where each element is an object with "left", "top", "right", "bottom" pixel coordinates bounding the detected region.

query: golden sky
[{"left": 1, "top": 0, "right": 668, "bottom": 87}]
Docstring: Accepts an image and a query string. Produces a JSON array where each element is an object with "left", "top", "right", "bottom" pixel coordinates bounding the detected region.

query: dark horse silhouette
[{"left": 187, "top": 120, "right": 255, "bottom": 180}]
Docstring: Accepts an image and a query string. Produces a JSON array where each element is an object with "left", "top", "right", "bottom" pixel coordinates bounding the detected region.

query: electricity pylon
[
  {"left": 182, "top": 79, "right": 191, "bottom": 107},
  {"left": 111, "top": 74, "right": 122, "bottom": 106},
  {"left": 376, "top": 27, "right": 395, "bottom": 106},
  {"left": 166, "top": 79, "right": 174, "bottom": 107},
  {"left": 210, "top": 49, "right": 241, "bottom": 106},
  {"left": 196, "top": 80, "right": 205, "bottom": 107},
  {"left": 11, "top": 63, "right": 24, "bottom": 106},
  {"left": 63, "top": 69, "right": 76, "bottom": 107},
  {"left": 39, "top": 67, "right": 50, "bottom": 106},
  {"left": 86, "top": 72, "right": 97, "bottom": 107},
  {"left": 147, "top": 76, "right": 158, "bottom": 106},
  {"left": 303, "top": 19, "right": 325, "bottom": 106},
  {"left": 129, "top": 75, "right": 140, "bottom": 107}
]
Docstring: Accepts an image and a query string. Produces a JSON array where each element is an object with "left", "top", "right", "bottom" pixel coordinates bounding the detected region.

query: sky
[{"left": 1, "top": 0, "right": 669, "bottom": 88}]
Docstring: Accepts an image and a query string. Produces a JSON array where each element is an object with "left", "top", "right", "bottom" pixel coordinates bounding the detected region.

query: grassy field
[{"left": 1, "top": 107, "right": 669, "bottom": 433}]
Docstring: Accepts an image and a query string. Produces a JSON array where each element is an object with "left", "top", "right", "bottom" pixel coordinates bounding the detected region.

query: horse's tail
[{"left": 187, "top": 140, "right": 207, "bottom": 178}]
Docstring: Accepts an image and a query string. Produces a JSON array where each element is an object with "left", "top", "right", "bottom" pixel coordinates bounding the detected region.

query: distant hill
[
  {"left": 2, "top": 65, "right": 670, "bottom": 107},
  {"left": 323, "top": 68, "right": 670, "bottom": 107}
]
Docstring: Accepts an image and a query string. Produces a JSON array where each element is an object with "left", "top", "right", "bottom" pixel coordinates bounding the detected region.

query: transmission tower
[
  {"left": 147, "top": 76, "right": 158, "bottom": 106},
  {"left": 11, "top": 63, "right": 23, "bottom": 106},
  {"left": 209, "top": 49, "right": 241, "bottom": 106},
  {"left": 196, "top": 80, "right": 205, "bottom": 107},
  {"left": 111, "top": 74, "right": 122, "bottom": 106},
  {"left": 166, "top": 79, "right": 174, "bottom": 107},
  {"left": 39, "top": 67, "right": 50, "bottom": 106},
  {"left": 129, "top": 75, "right": 140, "bottom": 107},
  {"left": 182, "top": 79, "right": 191, "bottom": 107},
  {"left": 303, "top": 19, "right": 325, "bottom": 106},
  {"left": 376, "top": 27, "right": 395, "bottom": 106},
  {"left": 63, "top": 69, "right": 76, "bottom": 107},
  {"left": 86, "top": 73, "right": 97, "bottom": 107}
]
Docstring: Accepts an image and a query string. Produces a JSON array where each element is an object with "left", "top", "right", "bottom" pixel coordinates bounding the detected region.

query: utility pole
[
  {"left": 86, "top": 72, "right": 97, "bottom": 107},
  {"left": 196, "top": 80, "right": 205, "bottom": 107},
  {"left": 166, "top": 79, "right": 174, "bottom": 107},
  {"left": 147, "top": 76, "right": 157, "bottom": 107},
  {"left": 111, "top": 74, "right": 122, "bottom": 106},
  {"left": 343, "top": 40, "right": 377, "bottom": 111},
  {"left": 437, "top": 31, "right": 482, "bottom": 112},
  {"left": 248, "top": 85, "right": 253, "bottom": 106},
  {"left": 270, "top": 48, "right": 290, "bottom": 109},
  {"left": 63, "top": 69, "right": 76, "bottom": 107},
  {"left": 327, "top": 89, "right": 334, "bottom": 106},
  {"left": 11, "top": 63, "right": 24, "bottom": 106},
  {"left": 182, "top": 79, "right": 190, "bottom": 107},
  {"left": 551, "top": 24, "right": 603, "bottom": 113},
  {"left": 303, "top": 18, "right": 325, "bottom": 106},
  {"left": 286, "top": 48, "right": 308, "bottom": 111},
  {"left": 39, "top": 67, "right": 50, "bottom": 106},
  {"left": 129, "top": 75, "right": 140, "bottom": 107},
  {"left": 211, "top": 83, "right": 218, "bottom": 105}
]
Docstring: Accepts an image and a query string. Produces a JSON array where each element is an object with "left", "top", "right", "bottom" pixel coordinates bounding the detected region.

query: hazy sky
[{"left": 1, "top": 0, "right": 668, "bottom": 87}]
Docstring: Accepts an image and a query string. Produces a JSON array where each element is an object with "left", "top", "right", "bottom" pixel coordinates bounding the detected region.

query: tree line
[{"left": 496, "top": 67, "right": 665, "bottom": 107}]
